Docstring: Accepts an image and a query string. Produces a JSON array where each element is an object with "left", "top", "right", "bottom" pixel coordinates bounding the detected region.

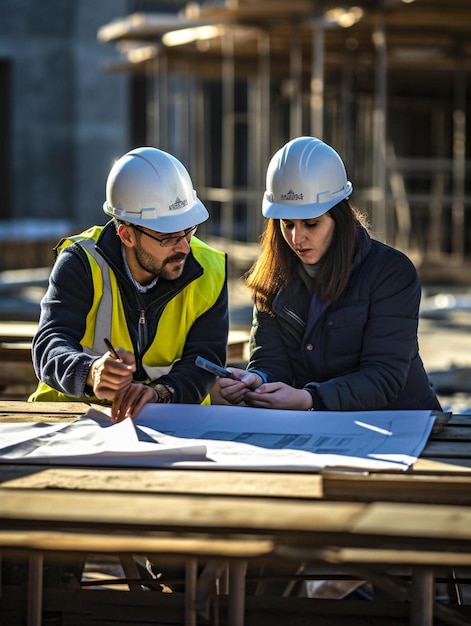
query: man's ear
[{"left": 117, "top": 223, "right": 134, "bottom": 248}]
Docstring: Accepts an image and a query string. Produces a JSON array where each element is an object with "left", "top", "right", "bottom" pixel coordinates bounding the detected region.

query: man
[{"left": 29, "top": 146, "right": 229, "bottom": 421}]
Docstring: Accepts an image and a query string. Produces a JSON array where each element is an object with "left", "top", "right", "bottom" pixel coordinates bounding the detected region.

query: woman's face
[{"left": 280, "top": 213, "right": 335, "bottom": 264}]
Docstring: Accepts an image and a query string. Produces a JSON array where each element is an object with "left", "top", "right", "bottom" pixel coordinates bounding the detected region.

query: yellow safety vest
[{"left": 29, "top": 225, "right": 226, "bottom": 404}]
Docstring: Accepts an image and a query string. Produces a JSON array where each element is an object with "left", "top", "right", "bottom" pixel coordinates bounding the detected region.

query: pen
[{"left": 104, "top": 337, "right": 120, "bottom": 361}]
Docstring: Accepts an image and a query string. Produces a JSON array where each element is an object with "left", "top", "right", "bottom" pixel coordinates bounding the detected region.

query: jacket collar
[{"left": 95, "top": 220, "right": 203, "bottom": 289}]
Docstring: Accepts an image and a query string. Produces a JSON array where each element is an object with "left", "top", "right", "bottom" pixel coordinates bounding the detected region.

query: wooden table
[{"left": 0, "top": 402, "right": 471, "bottom": 626}]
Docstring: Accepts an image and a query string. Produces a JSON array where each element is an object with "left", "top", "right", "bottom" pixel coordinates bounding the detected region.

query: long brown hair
[{"left": 245, "top": 200, "right": 369, "bottom": 313}]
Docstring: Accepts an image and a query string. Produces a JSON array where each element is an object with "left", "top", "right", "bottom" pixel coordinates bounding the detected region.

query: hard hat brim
[
  {"left": 103, "top": 197, "right": 209, "bottom": 233},
  {"left": 262, "top": 181, "right": 353, "bottom": 219}
]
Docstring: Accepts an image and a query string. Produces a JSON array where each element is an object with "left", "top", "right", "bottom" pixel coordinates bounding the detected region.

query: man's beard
[{"left": 134, "top": 245, "right": 188, "bottom": 281}]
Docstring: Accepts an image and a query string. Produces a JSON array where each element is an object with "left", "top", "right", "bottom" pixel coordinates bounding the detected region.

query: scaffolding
[{"left": 98, "top": 0, "right": 471, "bottom": 280}]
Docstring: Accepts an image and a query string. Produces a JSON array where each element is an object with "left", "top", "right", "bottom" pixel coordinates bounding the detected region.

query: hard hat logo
[
  {"left": 169, "top": 197, "right": 188, "bottom": 212},
  {"left": 281, "top": 190, "right": 304, "bottom": 202},
  {"left": 262, "top": 136, "right": 353, "bottom": 220},
  {"left": 103, "top": 147, "right": 209, "bottom": 233}
]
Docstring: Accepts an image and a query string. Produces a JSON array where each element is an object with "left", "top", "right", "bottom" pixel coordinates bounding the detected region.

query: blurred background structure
[
  {"left": 1, "top": 0, "right": 471, "bottom": 277},
  {"left": 96, "top": 0, "right": 471, "bottom": 285},
  {"left": 1, "top": 0, "right": 471, "bottom": 408},
  {"left": 0, "top": 0, "right": 129, "bottom": 269}
]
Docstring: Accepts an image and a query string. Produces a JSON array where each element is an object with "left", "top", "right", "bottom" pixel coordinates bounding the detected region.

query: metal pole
[
  {"left": 185, "top": 558, "right": 198, "bottom": 626},
  {"left": 255, "top": 30, "right": 270, "bottom": 240},
  {"left": 290, "top": 22, "right": 303, "bottom": 139},
  {"left": 372, "top": 0, "right": 388, "bottom": 241},
  {"left": 27, "top": 554, "right": 43, "bottom": 626},
  {"left": 227, "top": 560, "right": 247, "bottom": 626},
  {"left": 410, "top": 567, "right": 434, "bottom": 626},
  {"left": 221, "top": 29, "right": 235, "bottom": 240},
  {"left": 156, "top": 53, "right": 169, "bottom": 150},
  {"left": 452, "top": 51, "right": 466, "bottom": 260},
  {"left": 310, "top": 18, "right": 324, "bottom": 138}
]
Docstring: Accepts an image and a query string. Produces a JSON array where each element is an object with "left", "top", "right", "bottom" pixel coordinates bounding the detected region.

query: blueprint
[{"left": 0, "top": 404, "right": 436, "bottom": 472}]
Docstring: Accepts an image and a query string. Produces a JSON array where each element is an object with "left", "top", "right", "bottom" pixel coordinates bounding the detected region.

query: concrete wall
[{"left": 0, "top": 0, "right": 129, "bottom": 229}]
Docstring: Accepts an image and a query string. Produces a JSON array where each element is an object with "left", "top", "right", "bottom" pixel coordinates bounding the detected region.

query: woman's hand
[
  {"left": 244, "top": 381, "right": 313, "bottom": 410},
  {"left": 217, "top": 368, "right": 263, "bottom": 405}
]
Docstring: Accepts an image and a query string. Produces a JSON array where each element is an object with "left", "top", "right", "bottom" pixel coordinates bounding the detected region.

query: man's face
[{"left": 120, "top": 223, "right": 196, "bottom": 283}]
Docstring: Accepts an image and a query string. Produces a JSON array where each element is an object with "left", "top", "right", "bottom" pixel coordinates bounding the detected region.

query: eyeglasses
[{"left": 131, "top": 224, "right": 198, "bottom": 248}]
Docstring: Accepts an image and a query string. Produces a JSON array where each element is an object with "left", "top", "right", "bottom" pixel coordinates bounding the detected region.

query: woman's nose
[{"left": 292, "top": 227, "right": 304, "bottom": 245}]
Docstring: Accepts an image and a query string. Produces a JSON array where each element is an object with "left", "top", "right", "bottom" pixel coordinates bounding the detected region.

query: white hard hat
[
  {"left": 262, "top": 136, "right": 353, "bottom": 219},
  {"left": 103, "top": 147, "right": 209, "bottom": 232}
]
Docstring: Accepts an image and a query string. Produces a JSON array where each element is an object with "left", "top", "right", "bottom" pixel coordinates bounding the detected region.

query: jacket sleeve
[
  {"left": 156, "top": 269, "right": 230, "bottom": 404},
  {"left": 247, "top": 307, "right": 298, "bottom": 384},
  {"left": 31, "top": 247, "right": 99, "bottom": 397}
]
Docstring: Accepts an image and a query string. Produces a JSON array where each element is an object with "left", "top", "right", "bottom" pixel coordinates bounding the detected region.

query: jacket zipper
[{"left": 138, "top": 309, "right": 147, "bottom": 355}]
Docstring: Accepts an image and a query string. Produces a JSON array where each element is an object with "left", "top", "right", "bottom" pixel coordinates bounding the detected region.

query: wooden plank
[
  {"left": 0, "top": 321, "right": 37, "bottom": 342},
  {"left": 0, "top": 530, "right": 274, "bottom": 558},
  {"left": 321, "top": 470, "right": 471, "bottom": 504},
  {"left": 0, "top": 489, "right": 364, "bottom": 536},
  {"left": 0, "top": 401, "right": 92, "bottom": 418},
  {"left": 421, "top": 441, "right": 471, "bottom": 458},
  {"left": 0, "top": 466, "right": 324, "bottom": 499},
  {"left": 0, "top": 400, "right": 87, "bottom": 412},
  {"left": 0, "top": 345, "right": 32, "bottom": 361},
  {"left": 429, "top": 410, "right": 452, "bottom": 434},
  {"left": 445, "top": 415, "right": 471, "bottom": 426},
  {"left": 300, "top": 546, "right": 471, "bottom": 568},
  {"left": 2, "top": 488, "right": 471, "bottom": 551},
  {"left": 412, "top": 457, "right": 471, "bottom": 471},
  {"left": 429, "top": 426, "right": 471, "bottom": 441},
  {"left": 351, "top": 502, "right": 471, "bottom": 541}
]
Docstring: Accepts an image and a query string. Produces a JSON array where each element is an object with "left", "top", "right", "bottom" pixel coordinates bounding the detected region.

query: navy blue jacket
[{"left": 248, "top": 228, "right": 442, "bottom": 411}]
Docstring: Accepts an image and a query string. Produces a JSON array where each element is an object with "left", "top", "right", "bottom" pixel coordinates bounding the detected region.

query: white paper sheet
[
  {"left": 0, "top": 404, "right": 436, "bottom": 472},
  {"left": 0, "top": 412, "right": 207, "bottom": 465}
]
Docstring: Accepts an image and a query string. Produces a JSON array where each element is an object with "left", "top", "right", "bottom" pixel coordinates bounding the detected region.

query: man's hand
[
  {"left": 87, "top": 347, "right": 161, "bottom": 421},
  {"left": 110, "top": 383, "right": 158, "bottom": 422},
  {"left": 87, "top": 347, "right": 135, "bottom": 400}
]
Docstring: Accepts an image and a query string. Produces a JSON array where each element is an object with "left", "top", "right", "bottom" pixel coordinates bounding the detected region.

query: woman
[{"left": 219, "top": 136, "right": 442, "bottom": 412}]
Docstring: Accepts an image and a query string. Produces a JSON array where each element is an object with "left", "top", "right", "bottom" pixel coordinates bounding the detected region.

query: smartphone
[{"left": 195, "top": 356, "right": 236, "bottom": 379}]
